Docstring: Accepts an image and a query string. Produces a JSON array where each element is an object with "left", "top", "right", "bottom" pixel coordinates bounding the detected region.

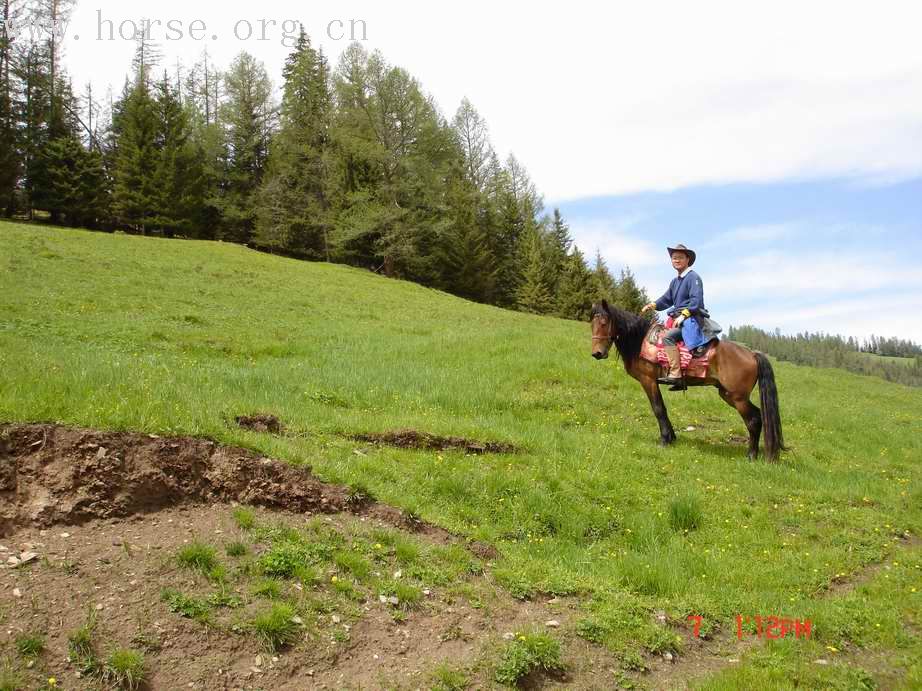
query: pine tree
[
  {"left": 614, "top": 266, "right": 651, "bottom": 314},
  {"left": 516, "top": 228, "right": 553, "bottom": 314},
  {"left": 149, "top": 72, "right": 202, "bottom": 236},
  {"left": 217, "top": 51, "right": 274, "bottom": 244},
  {"left": 111, "top": 73, "right": 159, "bottom": 232},
  {"left": 592, "top": 250, "right": 618, "bottom": 301},
  {"left": 0, "top": 0, "right": 24, "bottom": 215},
  {"left": 556, "top": 247, "right": 594, "bottom": 320},
  {"left": 255, "top": 28, "right": 332, "bottom": 258},
  {"left": 440, "top": 162, "right": 496, "bottom": 302}
]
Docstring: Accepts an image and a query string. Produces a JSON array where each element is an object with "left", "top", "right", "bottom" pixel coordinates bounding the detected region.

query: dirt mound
[
  {"left": 353, "top": 428, "right": 516, "bottom": 455},
  {"left": 0, "top": 423, "right": 350, "bottom": 538},
  {"left": 234, "top": 413, "right": 284, "bottom": 434}
]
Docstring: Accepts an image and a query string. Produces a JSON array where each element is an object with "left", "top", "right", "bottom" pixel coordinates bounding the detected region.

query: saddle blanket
[{"left": 639, "top": 324, "right": 716, "bottom": 379}]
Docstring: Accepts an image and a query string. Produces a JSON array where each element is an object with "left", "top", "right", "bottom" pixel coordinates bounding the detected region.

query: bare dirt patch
[
  {"left": 352, "top": 429, "right": 516, "bottom": 455},
  {"left": 0, "top": 423, "right": 621, "bottom": 689},
  {"left": 234, "top": 413, "right": 285, "bottom": 435}
]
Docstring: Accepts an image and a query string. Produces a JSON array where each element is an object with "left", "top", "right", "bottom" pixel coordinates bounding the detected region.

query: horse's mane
[{"left": 591, "top": 302, "right": 652, "bottom": 365}]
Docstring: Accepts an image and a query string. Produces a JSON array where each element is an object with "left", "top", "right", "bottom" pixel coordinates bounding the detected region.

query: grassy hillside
[{"left": 2, "top": 221, "right": 921, "bottom": 688}]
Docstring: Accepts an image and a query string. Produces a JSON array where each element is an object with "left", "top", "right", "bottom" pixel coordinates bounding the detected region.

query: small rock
[
  {"left": 60, "top": 532, "right": 71, "bottom": 538},
  {"left": 96, "top": 446, "right": 107, "bottom": 459},
  {"left": 95, "top": 604, "right": 104, "bottom": 611},
  {"left": 249, "top": 667, "right": 261, "bottom": 674},
  {"left": 728, "top": 658, "right": 740, "bottom": 663},
  {"left": 545, "top": 620, "right": 561, "bottom": 628},
  {"left": 393, "top": 570, "right": 402, "bottom": 579},
  {"left": 387, "top": 596, "right": 399, "bottom": 606},
  {"left": 814, "top": 659, "right": 829, "bottom": 665},
  {"left": 547, "top": 597, "right": 560, "bottom": 604},
  {"left": 502, "top": 632, "right": 515, "bottom": 640},
  {"left": 19, "top": 551, "right": 39, "bottom": 564},
  {"left": 373, "top": 654, "right": 379, "bottom": 660},
  {"left": 423, "top": 589, "right": 431, "bottom": 596},
  {"left": 291, "top": 616, "right": 304, "bottom": 625},
  {"left": 0, "top": 545, "right": 8, "bottom": 552},
  {"left": 255, "top": 655, "right": 263, "bottom": 667},
  {"left": 664, "top": 652, "right": 674, "bottom": 662},
  {"left": 307, "top": 669, "right": 314, "bottom": 676},
  {"left": 685, "top": 426, "right": 696, "bottom": 432},
  {"left": 271, "top": 656, "right": 279, "bottom": 663},
  {"left": 12, "top": 588, "right": 22, "bottom": 598},
  {"left": 654, "top": 609, "right": 667, "bottom": 624},
  {"left": 332, "top": 615, "right": 342, "bottom": 624},
  {"left": 26, "top": 660, "right": 34, "bottom": 669},
  {"left": 7, "top": 557, "right": 20, "bottom": 567},
  {"left": 379, "top": 595, "right": 388, "bottom": 604}
]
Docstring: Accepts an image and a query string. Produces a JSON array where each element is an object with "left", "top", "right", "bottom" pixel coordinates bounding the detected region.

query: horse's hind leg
[{"left": 719, "top": 387, "right": 762, "bottom": 459}]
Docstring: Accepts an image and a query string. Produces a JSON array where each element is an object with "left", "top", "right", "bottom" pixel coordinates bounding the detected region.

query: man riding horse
[{"left": 641, "top": 243, "right": 720, "bottom": 390}]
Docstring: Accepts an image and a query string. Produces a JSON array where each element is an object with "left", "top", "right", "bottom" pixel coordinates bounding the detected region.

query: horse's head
[{"left": 590, "top": 300, "right": 615, "bottom": 360}]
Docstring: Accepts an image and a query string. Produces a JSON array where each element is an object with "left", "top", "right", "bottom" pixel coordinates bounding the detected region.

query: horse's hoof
[{"left": 659, "top": 437, "right": 674, "bottom": 447}]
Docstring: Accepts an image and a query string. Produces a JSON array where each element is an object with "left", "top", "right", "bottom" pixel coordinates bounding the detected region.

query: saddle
[{"left": 640, "top": 323, "right": 716, "bottom": 379}]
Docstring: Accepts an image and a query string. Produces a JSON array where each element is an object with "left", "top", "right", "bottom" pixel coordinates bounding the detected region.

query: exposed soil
[
  {"left": 0, "top": 423, "right": 461, "bottom": 543},
  {"left": 234, "top": 414, "right": 285, "bottom": 435},
  {"left": 0, "top": 424, "right": 618, "bottom": 689},
  {"left": 352, "top": 429, "right": 516, "bottom": 455}
]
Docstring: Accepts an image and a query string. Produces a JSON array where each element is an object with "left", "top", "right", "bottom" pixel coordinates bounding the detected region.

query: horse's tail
[{"left": 755, "top": 352, "right": 784, "bottom": 461}]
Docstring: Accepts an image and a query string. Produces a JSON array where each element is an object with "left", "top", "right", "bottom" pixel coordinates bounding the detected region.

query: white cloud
[
  {"left": 705, "top": 251, "right": 922, "bottom": 303},
  {"left": 722, "top": 295, "right": 922, "bottom": 343},
  {"left": 568, "top": 215, "right": 662, "bottom": 268},
  {"left": 61, "top": 0, "right": 922, "bottom": 201}
]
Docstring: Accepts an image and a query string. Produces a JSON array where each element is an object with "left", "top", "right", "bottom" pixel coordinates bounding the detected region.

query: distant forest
[
  {"left": 728, "top": 326, "right": 922, "bottom": 387},
  {"left": 0, "top": 0, "right": 650, "bottom": 321}
]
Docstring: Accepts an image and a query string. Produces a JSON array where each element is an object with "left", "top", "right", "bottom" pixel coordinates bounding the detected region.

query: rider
[{"left": 641, "top": 243, "right": 710, "bottom": 389}]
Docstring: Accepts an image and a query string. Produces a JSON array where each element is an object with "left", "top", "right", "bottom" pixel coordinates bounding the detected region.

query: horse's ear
[{"left": 601, "top": 299, "right": 610, "bottom": 312}]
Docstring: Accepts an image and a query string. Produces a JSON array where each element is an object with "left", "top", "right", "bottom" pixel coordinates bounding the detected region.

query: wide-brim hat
[{"left": 667, "top": 243, "right": 696, "bottom": 266}]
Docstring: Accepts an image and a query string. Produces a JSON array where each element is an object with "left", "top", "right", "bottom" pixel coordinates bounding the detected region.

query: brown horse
[{"left": 590, "top": 300, "right": 784, "bottom": 460}]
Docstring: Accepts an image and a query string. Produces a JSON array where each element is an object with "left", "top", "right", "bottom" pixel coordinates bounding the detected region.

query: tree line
[
  {"left": 728, "top": 325, "right": 922, "bottom": 388},
  {"left": 0, "top": 1, "right": 650, "bottom": 320}
]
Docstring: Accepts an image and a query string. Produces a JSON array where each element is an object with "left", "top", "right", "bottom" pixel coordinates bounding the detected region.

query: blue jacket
[{"left": 654, "top": 270, "right": 709, "bottom": 349}]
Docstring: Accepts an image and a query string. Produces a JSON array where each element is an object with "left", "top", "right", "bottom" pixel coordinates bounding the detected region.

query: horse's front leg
[{"left": 642, "top": 376, "right": 676, "bottom": 445}]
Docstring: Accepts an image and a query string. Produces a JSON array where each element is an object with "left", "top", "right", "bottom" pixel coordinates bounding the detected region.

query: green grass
[
  {"left": 231, "top": 507, "right": 257, "bottom": 531},
  {"left": 104, "top": 649, "right": 145, "bottom": 690},
  {"left": 13, "top": 633, "right": 44, "bottom": 659},
  {"left": 2, "top": 222, "right": 921, "bottom": 683},
  {"left": 160, "top": 589, "right": 212, "bottom": 623},
  {"left": 494, "top": 631, "right": 565, "bottom": 686},
  {"left": 225, "top": 541, "right": 248, "bottom": 557},
  {"left": 250, "top": 603, "right": 301, "bottom": 652},
  {"left": 176, "top": 542, "right": 219, "bottom": 574},
  {"left": 0, "top": 659, "right": 23, "bottom": 691},
  {"left": 668, "top": 492, "right": 703, "bottom": 533}
]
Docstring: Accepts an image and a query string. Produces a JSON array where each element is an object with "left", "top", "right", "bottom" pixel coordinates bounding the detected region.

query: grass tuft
[
  {"left": 431, "top": 663, "right": 469, "bottom": 691},
  {"left": 105, "top": 649, "right": 146, "bottom": 690},
  {"left": 494, "top": 631, "right": 564, "bottom": 686},
  {"left": 250, "top": 603, "right": 301, "bottom": 652},
  {"left": 14, "top": 633, "right": 44, "bottom": 658},
  {"left": 176, "top": 542, "right": 219, "bottom": 574},
  {"left": 668, "top": 494, "right": 703, "bottom": 533},
  {"left": 226, "top": 541, "right": 248, "bottom": 557},
  {"left": 232, "top": 507, "right": 257, "bottom": 531},
  {"left": 161, "top": 588, "right": 212, "bottom": 623}
]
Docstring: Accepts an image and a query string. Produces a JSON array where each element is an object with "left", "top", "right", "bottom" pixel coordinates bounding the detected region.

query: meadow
[{"left": 1, "top": 221, "right": 920, "bottom": 688}]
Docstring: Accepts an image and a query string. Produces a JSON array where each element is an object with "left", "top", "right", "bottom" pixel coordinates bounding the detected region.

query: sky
[{"left": 44, "top": 0, "right": 922, "bottom": 342}]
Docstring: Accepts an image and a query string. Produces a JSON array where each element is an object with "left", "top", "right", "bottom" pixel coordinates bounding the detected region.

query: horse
[{"left": 590, "top": 300, "right": 784, "bottom": 461}]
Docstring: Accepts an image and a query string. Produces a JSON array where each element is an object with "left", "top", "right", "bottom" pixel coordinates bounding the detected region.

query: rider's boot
[{"left": 656, "top": 345, "right": 686, "bottom": 390}]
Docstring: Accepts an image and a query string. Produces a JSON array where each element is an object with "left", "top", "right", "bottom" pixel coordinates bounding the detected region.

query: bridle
[{"left": 591, "top": 314, "right": 615, "bottom": 347}]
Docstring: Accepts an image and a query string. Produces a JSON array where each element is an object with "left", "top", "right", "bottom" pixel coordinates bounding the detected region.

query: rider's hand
[{"left": 673, "top": 314, "right": 686, "bottom": 327}]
